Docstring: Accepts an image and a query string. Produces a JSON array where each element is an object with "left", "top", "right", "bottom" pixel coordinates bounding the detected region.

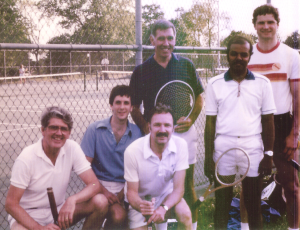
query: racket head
[
  {"left": 154, "top": 80, "right": 195, "bottom": 124},
  {"left": 215, "top": 147, "right": 250, "bottom": 186}
]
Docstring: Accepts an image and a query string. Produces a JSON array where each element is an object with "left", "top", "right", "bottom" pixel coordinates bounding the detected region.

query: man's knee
[
  {"left": 91, "top": 194, "right": 109, "bottom": 213},
  {"left": 108, "top": 205, "right": 127, "bottom": 225},
  {"left": 175, "top": 200, "right": 192, "bottom": 225}
]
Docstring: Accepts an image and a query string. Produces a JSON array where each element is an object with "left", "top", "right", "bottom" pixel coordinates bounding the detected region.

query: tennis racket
[
  {"left": 154, "top": 80, "right": 195, "bottom": 125},
  {"left": 193, "top": 147, "right": 250, "bottom": 209},
  {"left": 47, "top": 187, "right": 59, "bottom": 225},
  {"left": 145, "top": 195, "right": 153, "bottom": 230}
]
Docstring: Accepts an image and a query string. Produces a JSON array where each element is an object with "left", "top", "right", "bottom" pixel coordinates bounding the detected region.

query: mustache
[{"left": 156, "top": 132, "right": 168, "bottom": 137}]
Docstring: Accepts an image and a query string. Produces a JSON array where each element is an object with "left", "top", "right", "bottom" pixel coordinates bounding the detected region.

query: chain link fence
[{"left": 1, "top": 0, "right": 300, "bottom": 229}]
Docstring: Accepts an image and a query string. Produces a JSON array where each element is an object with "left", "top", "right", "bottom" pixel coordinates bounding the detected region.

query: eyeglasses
[{"left": 47, "top": 125, "right": 70, "bottom": 133}]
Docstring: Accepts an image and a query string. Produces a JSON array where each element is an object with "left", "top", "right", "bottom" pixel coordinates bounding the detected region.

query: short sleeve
[
  {"left": 10, "top": 159, "right": 31, "bottom": 189},
  {"left": 174, "top": 139, "right": 189, "bottom": 171},
  {"left": 81, "top": 123, "right": 96, "bottom": 158},
  {"left": 262, "top": 79, "right": 276, "bottom": 115},
  {"left": 72, "top": 141, "right": 91, "bottom": 175},
  {"left": 290, "top": 49, "right": 300, "bottom": 80},
  {"left": 124, "top": 146, "right": 139, "bottom": 182},
  {"left": 205, "top": 80, "right": 218, "bottom": 115},
  {"left": 129, "top": 66, "right": 143, "bottom": 106}
]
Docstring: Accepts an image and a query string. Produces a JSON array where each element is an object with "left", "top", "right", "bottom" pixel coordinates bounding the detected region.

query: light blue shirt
[{"left": 81, "top": 117, "right": 142, "bottom": 183}]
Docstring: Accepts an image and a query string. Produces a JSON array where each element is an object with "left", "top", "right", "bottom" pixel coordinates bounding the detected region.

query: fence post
[
  {"left": 135, "top": 0, "right": 142, "bottom": 66},
  {"left": 96, "top": 70, "right": 98, "bottom": 91},
  {"left": 84, "top": 71, "right": 86, "bottom": 91}
]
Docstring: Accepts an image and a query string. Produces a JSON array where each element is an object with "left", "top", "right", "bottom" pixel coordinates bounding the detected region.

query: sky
[{"left": 143, "top": 0, "right": 300, "bottom": 42}]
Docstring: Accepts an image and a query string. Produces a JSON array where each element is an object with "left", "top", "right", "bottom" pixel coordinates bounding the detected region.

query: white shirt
[
  {"left": 10, "top": 138, "right": 91, "bottom": 210},
  {"left": 205, "top": 70, "right": 276, "bottom": 136},
  {"left": 124, "top": 134, "right": 189, "bottom": 209},
  {"left": 248, "top": 42, "right": 300, "bottom": 115}
]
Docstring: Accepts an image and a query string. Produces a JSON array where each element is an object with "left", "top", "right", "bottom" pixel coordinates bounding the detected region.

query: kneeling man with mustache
[{"left": 124, "top": 103, "right": 193, "bottom": 230}]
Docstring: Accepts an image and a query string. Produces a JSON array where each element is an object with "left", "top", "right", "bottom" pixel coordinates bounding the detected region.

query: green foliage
[
  {"left": 142, "top": 4, "right": 164, "bottom": 45},
  {"left": 37, "top": 0, "right": 135, "bottom": 44},
  {"left": 284, "top": 31, "right": 299, "bottom": 49},
  {"left": 220, "top": 30, "right": 258, "bottom": 47}
]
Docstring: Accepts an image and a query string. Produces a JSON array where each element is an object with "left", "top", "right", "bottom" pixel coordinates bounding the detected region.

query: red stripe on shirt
[
  {"left": 248, "top": 64, "right": 274, "bottom": 72},
  {"left": 290, "top": 79, "right": 300, "bottom": 82},
  {"left": 264, "top": 73, "right": 287, "bottom": 81}
]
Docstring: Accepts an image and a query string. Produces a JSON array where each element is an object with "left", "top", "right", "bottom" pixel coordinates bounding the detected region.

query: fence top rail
[
  {"left": 0, "top": 43, "right": 228, "bottom": 52},
  {"left": 0, "top": 43, "right": 139, "bottom": 51},
  {"left": 0, "top": 72, "right": 82, "bottom": 81}
]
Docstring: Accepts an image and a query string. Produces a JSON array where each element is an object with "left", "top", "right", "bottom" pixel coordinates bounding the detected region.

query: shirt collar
[
  {"left": 143, "top": 134, "right": 177, "bottom": 159},
  {"left": 36, "top": 138, "right": 66, "bottom": 163},
  {"left": 224, "top": 69, "right": 255, "bottom": 81},
  {"left": 150, "top": 53, "right": 178, "bottom": 65},
  {"left": 96, "top": 116, "right": 132, "bottom": 136}
]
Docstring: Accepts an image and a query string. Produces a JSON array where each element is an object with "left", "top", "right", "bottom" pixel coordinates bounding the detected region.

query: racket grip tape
[
  {"left": 291, "top": 159, "right": 300, "bottom": 171},
  {"left": 144, "top": 195, "right": 153, "bottom": 230},
  {"left": 47, "top": 187, "right": 59, "bottom": 225}
]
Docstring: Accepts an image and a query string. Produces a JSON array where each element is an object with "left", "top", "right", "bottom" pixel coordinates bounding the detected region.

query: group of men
[{"left": 5, "top": 3, "right": 300, "bottom": 230}]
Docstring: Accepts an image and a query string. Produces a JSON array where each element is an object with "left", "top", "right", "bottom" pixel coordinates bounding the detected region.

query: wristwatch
[
  {"left": 160, "top": 204, "right": 169, "bottom": 211},
  {"left": 264, "top": 151, "right": 273, "bottom": 156}
]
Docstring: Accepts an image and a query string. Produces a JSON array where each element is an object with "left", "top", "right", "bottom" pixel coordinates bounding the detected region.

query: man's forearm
[
  {"left": 189, "top": 94, "right": 203, "bottom": 124},
  {"left": 68, "top": 180, "right": 101, "bottom": 205},
  {"left": 6, "top": 204, "right": 41, "bottom": 229},
  {"left": 204, "top": 116, "right": 216, "bottom": 161},
  {"left": 127, "top": 190, "right": 143, "bottom": 212},
  {"left": 290, "top": 80, "right": 300, "bottom": 138},
  {"left": 131, "top": 106, "right": 149, "bottom": 134},
  {"left": 261, "top": 114, "right": 275, "bottom": 151}
]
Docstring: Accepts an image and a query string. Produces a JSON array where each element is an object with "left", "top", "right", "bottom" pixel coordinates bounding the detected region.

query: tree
[
  {"left": 220, "top": 30, "right": 258, "bottom": 47},
  {"left": 142, "top": 4, "right": 164, "bottom": 45},
  {"left": 0, "top": 0, "right": 31, "bottom": 76},
  {"left": 284, "top": 31, "right": 299, "bottom": 49},
  {"left": 37, "top": 0, "right": 135, "bottom": 45},
  {"left": 179, "top": 1, "right": 230, "bottom": 47}
]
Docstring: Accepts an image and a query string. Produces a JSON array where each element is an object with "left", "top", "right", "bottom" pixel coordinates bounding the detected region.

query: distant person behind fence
[
  {"left": 5, "top": 106, "right": 108, "bottom": 230},
  {"left": 19, "top": 64, "right": 26, "bottom": 84}
]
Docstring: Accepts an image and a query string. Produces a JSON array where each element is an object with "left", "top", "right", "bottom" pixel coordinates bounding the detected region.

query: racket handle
[
  {"left": 47, "top": 187, "right": 59, "bottom": 225},
  {"left": 145, "top": 195, "right": 153, "bottom": 230}
]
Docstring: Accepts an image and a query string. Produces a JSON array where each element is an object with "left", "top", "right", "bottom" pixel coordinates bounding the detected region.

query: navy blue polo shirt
[{"left": 130, "top": 53, "right": 204, "bottom": 121}]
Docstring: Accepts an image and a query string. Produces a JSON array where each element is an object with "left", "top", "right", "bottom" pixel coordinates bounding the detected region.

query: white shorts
[
  {"left": 99, "top": 180, "right": 125, "bottom": 195},
  {"left": 174, "top": 124, "right": 198, "bottom": 165},
  {"left": 8, "top": 203, "right": 64, "bottom": 228},
  {"left": 213, "top": 134, "right": 264, "bottom": 177}
]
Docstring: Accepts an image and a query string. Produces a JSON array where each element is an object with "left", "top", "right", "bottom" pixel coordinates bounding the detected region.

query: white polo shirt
[
  {"left": 248, "top": 42, "right": 300, "bottom": 115},
  {"left": 124, "top": 134, "right": 189, "bottom": 209},
  {"left": 205, "top": 70, "right": 276, "bottom": 136},
  {"left": 10, "top": 138, "right": 91, "bottom": 210}
]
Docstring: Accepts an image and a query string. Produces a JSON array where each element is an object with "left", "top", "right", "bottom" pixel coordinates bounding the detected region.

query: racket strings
[
  {"left": 215, "top": 148, "right": 250, "bottom": 186},
  {"left": 156, "top": 83, "right": 193, "bottom": 122}
]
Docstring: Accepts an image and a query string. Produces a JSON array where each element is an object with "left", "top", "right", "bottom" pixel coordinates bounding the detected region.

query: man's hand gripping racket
[
  {"left": 194, "top": 148, "right": 250, "bottom": 209},
  {"left": 155, "top": 80, "right": 195, "bottom": 129}
]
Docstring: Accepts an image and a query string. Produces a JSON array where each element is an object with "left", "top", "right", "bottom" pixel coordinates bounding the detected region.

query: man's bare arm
[
  {"left": 175, "top": 94, "right": 203, "bottom": 133},
  {"left": 284, "top": 80, "right": 300, "bottom": 160},
  {"left": 58, "top": 169, "right": 102, "bottom": 227},
  {"left": 204, "top": 115, "right": 217, "bottom": 182},
  {"left": 259, "top": 114, "right": 275, "bottom": 175},
  {"left": 131, "top": 105, "right": 149, "bottom": 134},
  {"left": 5, "top": 185, "right": 60, "bottom": 230}
]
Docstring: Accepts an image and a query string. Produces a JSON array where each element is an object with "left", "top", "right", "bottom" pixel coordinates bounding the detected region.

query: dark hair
[
  {"left": 109, "top": 85, "right": 131, "bottom": 105},
  {"left": 148, "top": 103, "right": 174, "bottom": 124},
  {"left": 226, "top": 35, "right": 253, "bottom": 61},
  {"left": 252, "top": 4, "right": 280, "bottom": 25},
  {"left": 41, "top": 106, "right": 73, "bottom": 130},
  {"left": 151, "top": 19, "right": 176, "bottom": 37}
]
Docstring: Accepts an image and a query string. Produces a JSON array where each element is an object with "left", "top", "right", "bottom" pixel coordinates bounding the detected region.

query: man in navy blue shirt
[
  {"left": 81, "top": 85, "right": 142, "bottom": 230},
  {"left": 129, "top": 19, "right": 204, "bottom": 230}
]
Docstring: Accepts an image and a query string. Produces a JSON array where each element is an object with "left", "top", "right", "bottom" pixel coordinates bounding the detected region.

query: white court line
[
  {"left": 1, "top": 123, "right": 40, "bottom": 127},
  {"left": 0, "top": 126, "right": 40, "bottom": 133}
]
